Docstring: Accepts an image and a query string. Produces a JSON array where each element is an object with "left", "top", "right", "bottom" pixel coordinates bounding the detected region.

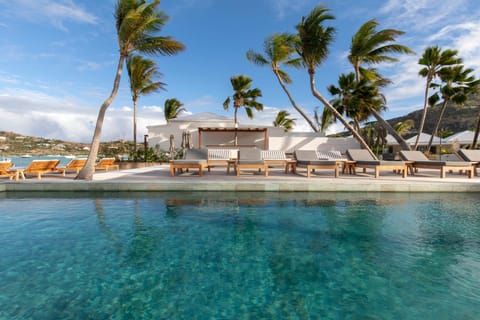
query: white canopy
[
  {"left": 445, "top": 130, "right": 476, "bottom": 144},
  {"left": 406, "top": 133, "right": 441, "bottom": 145}
]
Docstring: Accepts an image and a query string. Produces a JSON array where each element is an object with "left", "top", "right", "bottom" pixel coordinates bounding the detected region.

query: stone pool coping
[{"left": 1, "top": 164, "right": 479, "bottom": 193}]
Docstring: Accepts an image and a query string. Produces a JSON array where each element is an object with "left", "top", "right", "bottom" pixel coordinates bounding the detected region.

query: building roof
[
  {"left": 445, "top": 130, "right": 476, "bottom": 144},
  {"left": 171, "top": 112, "right": 233, "bottom": 122},
  {"left": 406, "top": 133, "right": 441, "bottom": 145}
]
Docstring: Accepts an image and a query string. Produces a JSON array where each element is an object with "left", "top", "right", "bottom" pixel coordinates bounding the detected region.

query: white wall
[{"left": 147, "top": 123, "right": 359, "bottom": 153}]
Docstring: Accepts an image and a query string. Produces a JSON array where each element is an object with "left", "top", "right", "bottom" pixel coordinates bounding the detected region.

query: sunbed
[
  {"left": 236, "top": 148, "right": 268, "bottom": 176},
  {"left": 457, "top": 149, "right": 480, "bottom": 176},
  {"left": 207, "top": 148, "right": 238, "bottom": 173},
  {"left": 261, "top": 150, "right": 295, "bottom": 173},
  {"left": 23, "top": 159, "right": 60, "bottom": 179},
  {"left": 170, "top": 148, "right": 209, "bottom": 176},
  {"left": 56, "top": 158, "right": 87, "bottom": 176},
  {"left": 294, "top": 150, "right": 339, "bottom": 178},
  {"left": 347, "top": 149, "right": 407, "bottom": 178},
  {"left": 94, "top": 158, "right": 119, "bottom": 172},
  {"left": 0, "top": 161, "right": 24, "bottom": 181},
  {"left": 316, "top": 150, "right": 347, "bottom": 161},
  {"left": 399, "top": 150, "right": 474, "bottom": 178}
]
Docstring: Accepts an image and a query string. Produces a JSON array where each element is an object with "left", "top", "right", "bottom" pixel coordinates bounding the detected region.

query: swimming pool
[{"left": 1, "top": 192, "right": 479, "bottom": 319}]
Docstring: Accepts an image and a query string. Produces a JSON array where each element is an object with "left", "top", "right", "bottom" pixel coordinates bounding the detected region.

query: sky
[{"left": 1, "top": 0, "right": 480, "bottom": 143}]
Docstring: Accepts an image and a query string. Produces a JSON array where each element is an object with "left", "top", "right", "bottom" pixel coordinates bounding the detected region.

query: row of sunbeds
[
  {"left": 170, "top": 148, "right": 480, "bottom": 179},
  {"left": 0, "top": 158, "right": 119, "bottom": 181}
]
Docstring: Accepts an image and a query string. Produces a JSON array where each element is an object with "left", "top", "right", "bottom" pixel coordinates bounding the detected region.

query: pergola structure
[{"left": 197, "top": 127, "right": 269, "bottom": 149}]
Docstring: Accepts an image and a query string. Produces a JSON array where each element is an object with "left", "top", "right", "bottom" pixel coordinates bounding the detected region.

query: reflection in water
[{"left": 3, "top": 192, "right": 476, "bottom": 319}]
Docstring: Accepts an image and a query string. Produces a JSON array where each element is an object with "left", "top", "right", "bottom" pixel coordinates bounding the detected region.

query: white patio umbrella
[
  {"left": 169, "top": 134, "right": 175, "bottom": 160},
  {"left": 186, "top": 131, "right": 193, "bottom": 149}
]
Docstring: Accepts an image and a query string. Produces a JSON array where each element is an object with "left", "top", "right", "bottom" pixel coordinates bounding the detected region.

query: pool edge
[{"left": 2, "top": 180, "right": 480, "bottom": 193}]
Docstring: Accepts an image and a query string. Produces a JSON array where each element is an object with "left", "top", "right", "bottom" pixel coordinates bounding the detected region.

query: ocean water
[
  {"left": 0, "top": 192, "right": 479, "bottom": 320},
  {"left": 5, "top": 156, "right": 79, "bottom": 168}
]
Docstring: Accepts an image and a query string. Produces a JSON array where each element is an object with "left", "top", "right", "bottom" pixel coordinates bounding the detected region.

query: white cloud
[
  {"left": 0, "top": 88, "right": 153, "bottom": 142},
  {"left": 380, "top": 0, "right": 468, "bottom": 31},
  {"left": 268, "top": 0, "right": 313, "bottom": 19},
  {"left": 1, "top": 0, "right": 97, "bottom": 30}
]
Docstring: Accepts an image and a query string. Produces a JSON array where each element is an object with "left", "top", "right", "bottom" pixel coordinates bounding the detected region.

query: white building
[{"left": 146, "top": 113, "right": 359, "bottom": 153}]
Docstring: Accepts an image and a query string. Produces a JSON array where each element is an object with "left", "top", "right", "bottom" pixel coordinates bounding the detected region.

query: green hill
[{"left": 387, "top": 103, "right": 479, "bottom": 138}]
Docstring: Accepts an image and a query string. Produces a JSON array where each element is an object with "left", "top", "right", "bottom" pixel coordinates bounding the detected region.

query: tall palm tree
[
  {"left": 246, "top": 33, "right": 318, "bottom": 132},
  {"left": 295, "top": 6, "right": 375, "bottom": 156},
  {"left": 164, "top": 98, "right": 186, "bottom": 123},
  {"left": 223, "top": 75, "right": 263, "bottom": 146},
  {"left": 325, "top": 73, "right": 374, "bottom": 133},
  {"left": 273, "top": 110, "right": 296, "bottom": 132},
  {"left": 76, "top": 0, "right": 185, "bottom": 180},
  {"left": 126, "top": 55, "right": 164, "bottom": 157},
  {"left": 415, "top": 46, "right": 461, "bottom": 150},
  {"left": 425, "top": 65, "right": 480, "bottom": 152},
  {"left": 348, "top": 19, "right": 414, "bottom": 151},
  {"left": 472, "top": 112, "right": 480, "bottom": 149},
  {"left": 349, "top": 19, "right": 414, "bottom": 82}
]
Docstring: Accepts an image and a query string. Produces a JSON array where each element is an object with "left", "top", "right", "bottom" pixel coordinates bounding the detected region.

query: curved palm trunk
[
  {"left": 472, "top": 113, "right": 480, "bottom": 149},
  {"left": 273, "top": 70, "right": 318, "bottom": 132},
  {"left": 370, "top": 109, "right": 411, "bottom": 151},
  {"left": 133, "top": 99, "right": 138, "bottom": 156},
  {"left": 426, "top": 99, "right": 448, "bottom": 152},
  {"left": 415, "top": 79, "right": 431, "bottom": 150},
  {"left": 76, "top": 56, "right": 125, "bottom": 180},
  {"left": 308, "top": 71, "right": 376, "bottom": 158}
]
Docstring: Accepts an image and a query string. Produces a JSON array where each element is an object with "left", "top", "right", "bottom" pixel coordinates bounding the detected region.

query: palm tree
[
  {"left": 126, "top": 55, "right": 164, "bottom": 157},
  {"left": 76, "top": 0, "right": 185, "bottom": 180},
  {"left": 295, "top": 6, "right": 375, "bottom": 157},
  {"left": 246, "top": 33, "right": 318, "bottom": 132},
  {"left": 415, "top": 46, "right": 461, "bottom": 150},
  {"left": 394, "top": 120, "right": 414, "bottom": 137},
  {"left": 273, "top": 110, "right": 296, "bottom": 132},
  {"left": 348, "top": 19, "right": 414, "bottom": 151},
  {"left": 223, "top": 75, "right": 263, "bottom": 146},
  {"left": 325, "top": 73, "right": 373, "bottom": 133},
  {"left": 472, "top": 112, "right": 480, "bottom": 149},
  {"left": 349, "top": 19, "right": 414, "bottom": 82},
  {"left": 425, "top": 65, "right": 480, "bottom": 152},
  {"left": 164, "top": 98, "right": 186, "bottom": 123}
]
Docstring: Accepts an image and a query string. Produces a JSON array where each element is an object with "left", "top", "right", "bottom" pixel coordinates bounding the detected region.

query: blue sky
[{"left": 1, "top": 0, "right": 479, "bottom": 142}]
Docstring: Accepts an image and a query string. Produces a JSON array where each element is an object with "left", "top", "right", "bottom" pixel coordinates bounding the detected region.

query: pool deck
[{"left": 1, "top": 164, "right": 479, "bottom": 193}]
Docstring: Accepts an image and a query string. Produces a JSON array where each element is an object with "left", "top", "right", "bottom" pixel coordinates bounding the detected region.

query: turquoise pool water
[{"left": 1, "top": 192, "right": 479, "bottom": 319}]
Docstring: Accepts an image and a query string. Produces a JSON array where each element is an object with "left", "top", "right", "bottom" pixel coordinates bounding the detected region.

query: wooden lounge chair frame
[
  {"left": 294, "top": 150, "right": 339, "bottom": 178},
  {"left": 23, "top": 159, "right": 60, "bottom": 179},
  {"left": 207, "top": 148, "right": 238, "bottom": 172},
  {"left": 0, "top": 161, "right": 25, "bottom": 181},
  {"left": 458, "top": 149, "right": 479, "bottom": 176},
  {"left": 56, "top": 158, "right": 87, "bottom": 176},
  {"left": 347, "top": 149, "right": 407, "bottom": 178},
  {"left": 236, "top": 148, "right": 268, "bottom": 177},
  {"left": 94, "top": 158, "right": 119, "bottom": 172},
  {"left": 399, "top": 150, "right": 473, "bottom": 178},
  {"left": 261, "top": 150, "right": 293, "bottom": 173},
  {"left": 170, "top": 149, "right": 209, "bottom": 177}
]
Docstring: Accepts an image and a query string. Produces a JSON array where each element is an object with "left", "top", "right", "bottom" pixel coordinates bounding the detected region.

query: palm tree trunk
[
  {"left": 133, "top": 99, "right": 138, "bottom": 156},
  {"left": 369, "top": 109, "right": 411, "bottom": 151},
  {"left": 354, "top": 63, "right": 361, "bottom": 84},
  {"left": 308, "top": 72, "right": 376, "bottom": 158},
  {"left": 414, "top": 80, "right": 431, "bottom": 150},
  {"left": 426, "top": 99, "right": 448, "bottom": 152},
  {"left": 273, "top": 70, "right": 318, "bottom": 132},
  {"left": 76, "top": 55, "right": 125, "bottom": 180},
  {"left": 234, "top": 107, "right": 238, "bottom": 146},
  {"left": 472, "top": 112, "right": 480, "bottom": 149}
]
